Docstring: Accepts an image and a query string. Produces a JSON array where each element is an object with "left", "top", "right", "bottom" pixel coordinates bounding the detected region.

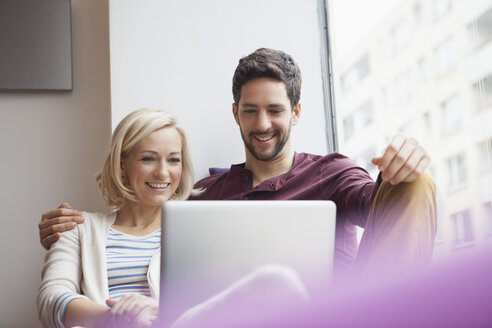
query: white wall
[
  {"left": 110, "top": 0, "right": 328, "bottom": 180},
  {"left": 0, "top": 1, "right": 111, "bottom": 327}
]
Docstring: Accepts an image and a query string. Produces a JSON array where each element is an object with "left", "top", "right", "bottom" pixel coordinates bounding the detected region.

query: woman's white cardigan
[{"left": 37, "top": 211, "right": 161, "bottom": 327}]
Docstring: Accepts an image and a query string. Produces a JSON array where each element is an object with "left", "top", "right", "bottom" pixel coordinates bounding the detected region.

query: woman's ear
[{"left": 121, "top": 160, "right": 126, "bottom": 177}]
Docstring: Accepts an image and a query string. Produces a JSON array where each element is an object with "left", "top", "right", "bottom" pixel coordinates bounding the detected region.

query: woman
[{"left": 37, "top": 108, "right": 200, "bottom": 328}]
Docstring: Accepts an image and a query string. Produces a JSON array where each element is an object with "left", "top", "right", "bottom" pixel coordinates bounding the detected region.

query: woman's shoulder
[{"left": 79, "top": 210, "right": 117, "bottom": 229}]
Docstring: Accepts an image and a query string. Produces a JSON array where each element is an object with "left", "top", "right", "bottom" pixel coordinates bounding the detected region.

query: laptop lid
[{"left": 159, "top": 200, "right": 336, "bottom": 324}]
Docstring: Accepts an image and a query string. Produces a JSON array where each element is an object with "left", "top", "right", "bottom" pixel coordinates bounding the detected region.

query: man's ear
[
  {"left": 291, "top": 103, "right": 301, "bottom": 126},
  {"left": 232, "top": 103, "right": 240, "bottom": 125}
]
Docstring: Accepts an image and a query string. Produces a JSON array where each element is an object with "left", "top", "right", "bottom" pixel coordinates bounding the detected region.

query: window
[
  {"left": 342, "top": 100, "right": 373, "bottom": 141},
  {"left": 392, "top": 21, "right": 410, "bottom": 54},
  {"left": 467, "top": 7, "right": 492, "bottom": 51},
  {"left": 484, "top": 202, "right": 492, "bottom": 237},
  {"left": 395, "top": 70, "right": 412, "bottom": 102},
  {"left": 414, "top": 2, "right": 423, "bottom": 26},
  {"left": 442, "top": 95, "right": 461, "bottom": 135},
  {"left": 423, "top": 111, "right": 431, "bottom": 137},
  {"left": 341, "top": 54, "right": 370, "bottom": 93},
  {"left": 400, "top": 121, "right": 417, "bottom": 137},
  {"left": 447, "top": 153, "right": 467, "bottom": 189},
  {"left": 451, "top": 209, "right": 474, "bottom": 247},
  {"left": 473, "top": 73, "right": 492, "bottom": 113},
  {"left": 354, "top": 147, "right": 377, "bottom": 178},
  {"left": 433, "top": 0, "right": 452, "bottom": 21},
  {"left": 343, "top": 115, "right": 354, "bottom": 141},
  {"left": 418, "top": 56, "right": 429, "bottom": 81},
  {"left": 478, "top": 138, "right": 492, "bottom": 174},
  {"left": 329, "top": 0, "right": 492, "bottom": 258},
  {"left": 436, "top": 37, "right": 457, "bottom": 76}
]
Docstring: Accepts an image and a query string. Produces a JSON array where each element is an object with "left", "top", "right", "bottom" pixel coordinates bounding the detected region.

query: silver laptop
[{"left": 159, "top": 200, "right": 336, "bottom": 324}]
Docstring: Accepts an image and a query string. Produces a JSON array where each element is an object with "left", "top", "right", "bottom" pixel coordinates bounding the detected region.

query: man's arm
[
  {"left": 372, "top": 133, "right": 430, "bottom": 185},
  {"left": 39, "top": 202, "right": 84, "bottom": 250}
]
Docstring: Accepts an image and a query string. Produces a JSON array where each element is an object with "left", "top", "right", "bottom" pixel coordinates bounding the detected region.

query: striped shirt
[{"left": 106, "top": 227, "right": 161, "bottom": 300}]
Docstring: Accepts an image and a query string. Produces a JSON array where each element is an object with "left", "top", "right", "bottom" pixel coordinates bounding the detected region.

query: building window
[
  {"left": 391, "top": 21, "right": 410, "bottom": 54},
  {"left": 423, "top": 111, "right": 432, "bottom": 137},
  {"left": 478, "top": 138, "right": 492, "bottom": 174},
  {"left": 484, "top": 202, "right": 492, "bottom": 237},
  {"left": 341, "top": 53, "right": 370, "bottom": 93},
  {"left": 442, "top": 95, "right": 461, "bottom": 135},
  {"left": 400, "top": 121, "right": 417, "bottom": 137},
  {"left": 418, "top": 56, "right": 429, "bottom": 81},
  {"left": 451, "top": 209, "right": 474, "bottom": 247},
  {"left": 395, "top": 70, "right": 412, "bottom": 102},
  {"left": 467, "top": 7, "right": 492, "bottom": 51},
  {"left": 342, "top": 100, "right": 373, "bottom": 141},
  {"left": 472, "top": 73, "right": 492, "bottom": 113},
  {"left": 436, "top": 37, "right": 457, "bottom": 76},
  {"left": 353, "top": 147, "right": 378, "bottom": 178},
  {"left": 414, "top": 2, "right": 423, "bottom": 26},
  {"left": 447, "top": 153, "right": 467, "bottom": 189},
  {"left": 343, "top": 115, "right": 354, "bottom": 141},
  {"left": 433, "top": 0, "right": 452, "bottom": 21}
]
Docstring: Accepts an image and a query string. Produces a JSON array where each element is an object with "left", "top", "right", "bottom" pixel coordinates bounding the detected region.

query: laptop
[{"left": 159, "top": 200, "right": 336, "bottom": 325}]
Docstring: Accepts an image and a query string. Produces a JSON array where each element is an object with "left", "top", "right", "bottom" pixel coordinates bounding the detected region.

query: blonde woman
[{"left": 38, "top": 108, "right": 199, "bottom": 328}]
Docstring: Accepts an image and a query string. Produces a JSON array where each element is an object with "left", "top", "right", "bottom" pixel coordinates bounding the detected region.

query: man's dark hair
[{"left": 232, "top": 48, "right": 302, "bottom": 108}]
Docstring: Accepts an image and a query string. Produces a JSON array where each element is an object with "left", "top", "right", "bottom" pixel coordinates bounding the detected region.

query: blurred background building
[{"left": 331, "top": 0, "right": 492, "bottom": 258}]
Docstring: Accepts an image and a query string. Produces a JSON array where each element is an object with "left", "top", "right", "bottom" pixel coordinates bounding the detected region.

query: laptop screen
[{"left": 159, "top": 200, "right": 336, "bottom": 324}]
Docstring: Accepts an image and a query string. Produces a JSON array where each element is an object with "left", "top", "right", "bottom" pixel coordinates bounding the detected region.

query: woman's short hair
[{"left": 96, "top": 108, "right": 199, "bottom": 208}]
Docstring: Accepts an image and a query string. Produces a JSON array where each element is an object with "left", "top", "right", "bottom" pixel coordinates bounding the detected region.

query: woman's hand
[{"left": 106, "top": 295, "right": 158, "bottom": 328}]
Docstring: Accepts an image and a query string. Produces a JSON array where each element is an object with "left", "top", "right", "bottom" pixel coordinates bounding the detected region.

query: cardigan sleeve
[{"left": 37, "top": 223, "right": 88, "bottom": 328}]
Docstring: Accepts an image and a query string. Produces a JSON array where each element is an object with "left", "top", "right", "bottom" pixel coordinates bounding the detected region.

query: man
[{"left": 39, "top": 48, "right": 436, "bottom": 276}]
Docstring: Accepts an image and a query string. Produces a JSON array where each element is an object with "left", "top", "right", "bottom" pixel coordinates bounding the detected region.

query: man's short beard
[{"left": 239, "top": 124, "right": 291, "bottom": 162}]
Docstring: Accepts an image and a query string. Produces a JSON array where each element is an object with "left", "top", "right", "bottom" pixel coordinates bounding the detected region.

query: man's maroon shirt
[{"left": 191, "top": 152, "right": 380, "bottom": 274}]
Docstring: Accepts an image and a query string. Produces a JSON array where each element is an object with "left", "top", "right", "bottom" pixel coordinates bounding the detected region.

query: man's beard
[{"left": 239, "top": 124, "right": 291, "bottom": 162}]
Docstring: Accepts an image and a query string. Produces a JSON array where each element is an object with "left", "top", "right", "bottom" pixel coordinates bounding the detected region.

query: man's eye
[
  {"left": 270, "top": 110, "right": 282, "bottom": 114},
  {"left": 243, "top": 109, "right": 256, "bottom": 114}
]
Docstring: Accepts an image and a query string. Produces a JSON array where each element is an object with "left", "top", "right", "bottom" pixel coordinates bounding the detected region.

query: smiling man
[
  {"left": 189, "top": 48, "right": 436, "bottom": 276},
  {"left": 39, "top": 48, "right": 436, "bottom": 277}
]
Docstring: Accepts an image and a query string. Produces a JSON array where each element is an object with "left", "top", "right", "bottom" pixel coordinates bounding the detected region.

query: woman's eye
[
  {"left": 169, "top": 157, "right": 181, "bottom": 164},
  {"left": 141, "top": 156, "right": 155, "bottom": 162}
]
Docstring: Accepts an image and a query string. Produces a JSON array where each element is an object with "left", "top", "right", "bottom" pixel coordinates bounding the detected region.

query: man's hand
[
  {"left": 39, "top": 202, "right": 84, "bottom": 250},
  {"left": 106, "top": 295, "right": 158, "bottom": 328},
  {"left": 372, "top": 133, "right": 430, "bottom": 185}
]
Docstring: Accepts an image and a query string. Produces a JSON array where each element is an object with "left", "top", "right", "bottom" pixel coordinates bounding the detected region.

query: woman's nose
[{"left": 155, "top": 162, "right": 170, "bottom": 178}]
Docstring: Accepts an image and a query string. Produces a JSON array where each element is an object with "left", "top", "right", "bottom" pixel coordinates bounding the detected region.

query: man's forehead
[{"left": 239, "top": 79, "right": 289, "bottom": 100}]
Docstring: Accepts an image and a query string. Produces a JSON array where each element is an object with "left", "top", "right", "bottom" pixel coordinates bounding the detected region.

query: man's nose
[{"left": 255, "top": 110, "right": 272, "bottom": 131}]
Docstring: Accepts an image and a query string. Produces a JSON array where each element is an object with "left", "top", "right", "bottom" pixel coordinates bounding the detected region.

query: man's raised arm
[{"left": 38, "top": 202, "right": 84, "bottom": 250}]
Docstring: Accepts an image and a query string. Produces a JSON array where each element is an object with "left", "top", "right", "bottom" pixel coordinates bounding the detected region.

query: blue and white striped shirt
[{"left": 106, "top": 227, "right": 161, "bottom": 299}]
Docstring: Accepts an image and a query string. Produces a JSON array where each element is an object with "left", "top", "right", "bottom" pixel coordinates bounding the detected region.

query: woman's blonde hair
[{"left": 96, "top": 108, "right": 199, "bottom": 208}]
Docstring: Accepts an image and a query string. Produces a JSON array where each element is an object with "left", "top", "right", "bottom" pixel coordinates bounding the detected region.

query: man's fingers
[
  {"left": 375, "top": 134, "right": 406, "bottom": 173},
  {"left": 382, "top": 138, "right": 416, "bottom": 181},
  {"left": 40, "top": 221, "right": 77, "bottom": 240},
  {"left": 41, "top": 207, "right": 82, "bottom": 221},
  {"left": 41, "top": 232, "right": 61, "bottom": 250},
  {"left": 403, "top": 156, "right": 430, "bottom": 183},
  {"left": 59, "top": 202, "right": 73, "bottom": 209},
  {"left": 391, "top": 147, "right": 425, "bottom": 184},
  {"left": 38, "top": 216, "right": 83, "bottom": 230}
]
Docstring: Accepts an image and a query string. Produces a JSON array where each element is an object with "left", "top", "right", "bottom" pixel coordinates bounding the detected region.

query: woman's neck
[{"left": 113, "top": 201, "right": 162, "bottom": 235}]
